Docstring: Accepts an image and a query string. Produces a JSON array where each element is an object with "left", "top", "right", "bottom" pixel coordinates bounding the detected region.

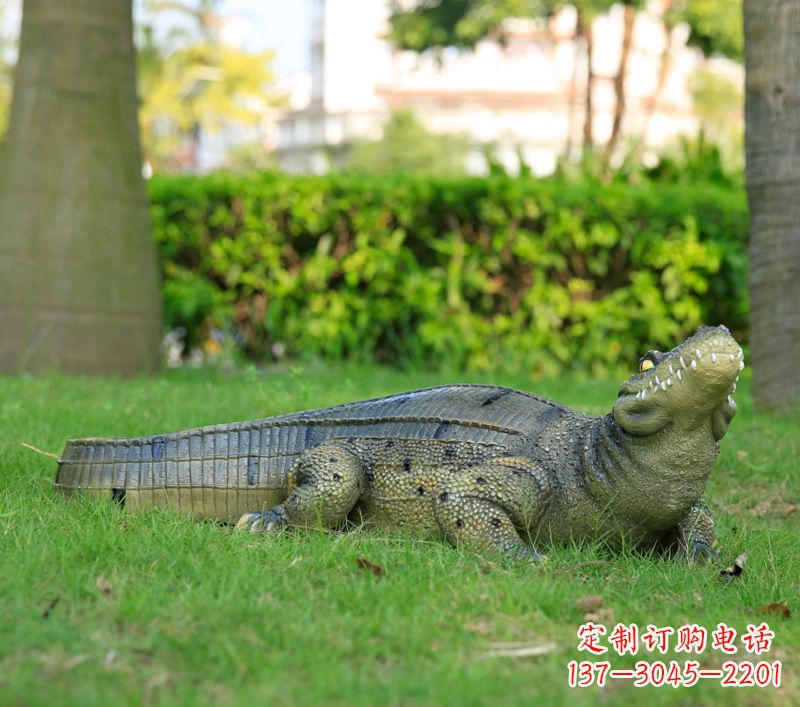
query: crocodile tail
[{"left": 55, "top": 426, "right": 288, "bottom": 523}]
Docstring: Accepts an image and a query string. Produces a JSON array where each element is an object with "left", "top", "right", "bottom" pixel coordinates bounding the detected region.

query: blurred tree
[
  {"left": 640, "top": 0, "right": 678, "bottom": 145},
  {"left": 388, "top": 0, "right": 645, "bottom": 158},
  {"left": 0, "top": 0, "right": 161, "bottom": 374},
  {"left": 641, "top": 1, "right": 742, "bottom": 160},
  {"left": 137, "top": 0, "right": 279, "bottom": 171},
  {"left": 0, "top": 63, "right": 10, "bottom": 138},
  {"left": 224, "top": 141, "right": 279, "bottom": 173},
  {"left": 148, "top": 0, "right": 225, "bottom": 42},
  {"left": 603, "top": 1, "right": 644, "bottom": 158},
  {"left": 139, "top": 43, "right": 277, "bottom": 171},
  {"left": 0, "top": 3, "right": 14, "bottom": 136},
  {"left": 345, "top": 109, "right": 470, "bottom": 175},
  {"left": 744, "top": 0, "right": 800, "bottom": 410},
  {"left": 669, "top": 0, "right": 743, "bottom": 61},
  {"left": 388, "top": 0, "right": 539, "bottom": 51},
  {"left": 688, "top": 66, "right": 742, "bottom": 151}
]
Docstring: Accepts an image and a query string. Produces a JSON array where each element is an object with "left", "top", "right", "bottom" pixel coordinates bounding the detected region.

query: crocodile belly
[{"left": 350, "top": 436, "right": 507, "bottom": 532}]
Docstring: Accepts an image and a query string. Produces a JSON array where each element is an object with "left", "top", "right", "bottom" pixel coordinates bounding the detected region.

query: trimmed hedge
[{"left": 149, "top": 172, "right": 748, "bottom": 375}]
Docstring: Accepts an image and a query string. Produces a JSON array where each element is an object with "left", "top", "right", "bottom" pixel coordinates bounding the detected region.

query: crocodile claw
[
  {"left": 505, "top": 545, "right": 548, "bottom": 564},
  {"left": 686, "top": 540, "right": 721, "bottom": 565},
  {"left": 235, "top": 508, "right": 288, "bottom": 533}
]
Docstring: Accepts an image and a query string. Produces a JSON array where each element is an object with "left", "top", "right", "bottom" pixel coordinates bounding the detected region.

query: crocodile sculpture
[{"left": 55, "top": 325, "right": 742, "bottom": 561}]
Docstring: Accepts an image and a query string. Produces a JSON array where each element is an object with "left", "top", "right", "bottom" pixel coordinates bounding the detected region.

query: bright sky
[{"left": 2, "top": 0, "right": 311, "bottom": 79}]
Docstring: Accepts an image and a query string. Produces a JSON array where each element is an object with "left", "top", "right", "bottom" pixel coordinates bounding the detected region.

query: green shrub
[{"left": 148, "top": 172, "right": 748, "bottom": 376}]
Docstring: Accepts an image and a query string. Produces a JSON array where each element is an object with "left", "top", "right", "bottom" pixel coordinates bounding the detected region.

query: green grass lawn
[{"left": 1, "top": 364, "right": 797, "bottom": 706}]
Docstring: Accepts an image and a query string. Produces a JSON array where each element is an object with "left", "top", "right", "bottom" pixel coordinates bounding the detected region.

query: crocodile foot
[
  {"left": 235, "top": 506, "right": 289, "bottom": 533},
  {"left": 686, "top": 540, "right": 721, "bottom": 564},
  {"left": 505, "top": 545, "right": 548, "bottom": 564},
  {"left": 672, "top": 539, "right": 720, "bottom": 565}
]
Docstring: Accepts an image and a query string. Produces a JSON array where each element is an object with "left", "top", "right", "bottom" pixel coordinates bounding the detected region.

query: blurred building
[{"left": 276, "top": 0, "right": 742, "bottom": 175}]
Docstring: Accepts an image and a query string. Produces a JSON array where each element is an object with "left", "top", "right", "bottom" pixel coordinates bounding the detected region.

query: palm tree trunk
[
  {"left": 605, "top": 3, "right": 636, "bottom": 159},
  {"left": 744, "top": 0, "right": 800, "bottom": 410},
  {"left": 577, "top": 10, "right": 595, "bottom": 152},
  {"left": 563, "top": 15, "right": 581, "bottom": 158},
  {"left": 641, "top": 2, "right": 675, "bottom": 145},
  {"left": 0, "top": 0, "right": 161, "bottom": 375}
]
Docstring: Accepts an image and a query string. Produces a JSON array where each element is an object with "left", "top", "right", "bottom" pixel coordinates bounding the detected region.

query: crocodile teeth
[
  {"left": 691, "top": 360, "right": 697, "bottom": 370},
  {"left": 655, "top": 375, "right": 661, "bottom": 385},
  {"left": 680, "top": 356, "right": 687, "bottom": 369},
  {"left": 729, "top": 353, "right": 735, "bottom": 361},
  {"left": 667, "top": 378, "right": 673, "bottom": 386},
  {"left": 660, "top": 381, "right": 667, "bottom": 391},
  {"left": 732, "top": 383, "right": 737, "bottom": 393},
  {"left": 695, "top": 349, "right": 702, "bottom": 359},
  {"left": 711, "top": 352, "right": 717, "bottom": 363},
  {"left": 676, "top": 370, "right": 682, "bottom": 381},
  {"left": 668, "top": 364, "right": 674, "bottom": 375},
  {"left": 739, "top": 360, "right": 745, "bottom": 371},
  {"left": 728, "top": 396, "right": 735, "bottom": 406},
  {"left": 641, "top": 389, "right": 647, "bottom": 399},
  {"left": 735, "top": 375, "right": 739, "bottom": 382}
]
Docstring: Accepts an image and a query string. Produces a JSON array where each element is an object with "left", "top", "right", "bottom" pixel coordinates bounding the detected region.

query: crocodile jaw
[{"left": 612, "top": 325, "right": 742, "bottom": 439}]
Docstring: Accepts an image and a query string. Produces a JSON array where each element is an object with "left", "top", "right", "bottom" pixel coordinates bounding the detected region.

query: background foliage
[
  {"left": 345, "top": 110, "right": 470, "bottom": 176},
  {"left": 150, "top": 171, "right": 747, "bottom": 375},
  {"left": 135, "top": 0, "right": 279, "bottom": 172}
]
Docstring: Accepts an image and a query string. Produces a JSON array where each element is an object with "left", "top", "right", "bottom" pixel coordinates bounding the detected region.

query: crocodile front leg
[
  {"left": 669, "top": 501, "right": 720, "bottom": 563},
  {"left": 237, "top": 441, "right": 365, "bottom": 532},
  {"left": 433, "top": 456, "right": 552, "bottom": 561}
]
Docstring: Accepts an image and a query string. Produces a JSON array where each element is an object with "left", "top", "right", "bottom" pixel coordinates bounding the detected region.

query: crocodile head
[{"left": 613, "top": 325, "right": 743, "bottom": 440}]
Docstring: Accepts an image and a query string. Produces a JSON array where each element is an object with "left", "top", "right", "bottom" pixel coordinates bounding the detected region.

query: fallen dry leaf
[
  {"left": 131, "top": 648, "right": 156, "bottom": 664},
  {"left": 355, "top": 557, "right": 385, "bottom": 578},
  {"left": 759, "top": 602, "right": 792, "bottom": 619},
  {"left": 576, "top": 595, "right": 604, "bottom": 613},
  {"left": 63, "top": 654, "right": 90, "bottom": 670},
  {"left": 720, "top": 550, "right": 748, "bottom": 579},
  {"left": 749, "top": 499, "right": 798, "bottom": 517},
  {"left": 465, "top": 620, "right": 494, "bottom": 635},
  {"left": 41, "top": 597, "right": 59, "bottom": 619},
  {"left": 95, "top": 576, "right": 114, "bottom": 596},
  {"left": 482, "top": 641, "right": 557, "bottom": 659},
  {"left": 144, "top": 671, "right": 172, "bottom": 699},
  {"left": 585, "top": 608, "right": 615, "bottom": 625}
]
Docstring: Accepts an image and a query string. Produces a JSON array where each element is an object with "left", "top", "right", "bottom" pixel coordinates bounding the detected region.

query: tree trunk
[
  {"left": 0, "top": 0, "right": 161, "bottom": 375},
  {"left": 578, "top": 11, "right": 594, "bottom": 152},
  {"left": 563, "top": 14, "right": 581, "bottom": 158},
  {"left": 641, "top": 1, "right": 675, "bottom": 146},
  {"left": 605, "top": 3, "right": 636, "bottom": 159},
  {"left": 744, "top": 0, "right": 800, "bottom": 410}
]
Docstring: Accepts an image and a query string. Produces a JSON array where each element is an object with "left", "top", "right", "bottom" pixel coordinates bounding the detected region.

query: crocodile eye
[{"left": 639, "top": 350, "right": 662, "bottom": 372}]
